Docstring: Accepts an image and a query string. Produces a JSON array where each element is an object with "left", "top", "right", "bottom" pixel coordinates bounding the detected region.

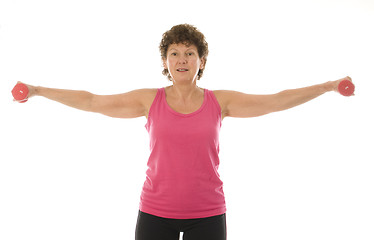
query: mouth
[{"left": 177, "top": 68, "right": 189, "bottom": 72}]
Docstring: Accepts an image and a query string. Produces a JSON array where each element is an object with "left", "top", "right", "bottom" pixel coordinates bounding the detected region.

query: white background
[{"left": 1, "top": 0, "right": 373, "bottom": 239}]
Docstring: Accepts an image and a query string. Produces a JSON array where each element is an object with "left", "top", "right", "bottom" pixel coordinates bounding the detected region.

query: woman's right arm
[{"left": 22, "top": 83, "right": 152, "bottom": 118}]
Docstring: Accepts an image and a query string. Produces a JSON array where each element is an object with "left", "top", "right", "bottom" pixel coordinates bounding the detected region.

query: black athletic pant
[{"left": 135, "top": 211, "right": 227, "bottom": 240}]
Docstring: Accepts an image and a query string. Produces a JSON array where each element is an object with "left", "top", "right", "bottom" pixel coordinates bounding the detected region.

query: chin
[
  {"left": 172, "top": 75, "right": 198, "bottom": 83},
  {"left": 172, "top": 76, "right": 193, "bottom": 82}
]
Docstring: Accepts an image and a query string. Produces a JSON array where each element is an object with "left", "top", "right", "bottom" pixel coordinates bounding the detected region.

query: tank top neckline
[{"left": 162, "top": 87, "right": 207, "bottom": 117}]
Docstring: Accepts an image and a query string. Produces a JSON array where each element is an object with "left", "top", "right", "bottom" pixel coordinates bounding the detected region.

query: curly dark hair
[{"left": 160, "top": 24, "right": 209, "bottom": 81}]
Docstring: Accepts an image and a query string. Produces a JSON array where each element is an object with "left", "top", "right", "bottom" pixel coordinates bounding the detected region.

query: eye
[
  {"left": 187, "top": 52, "right": 194, "bottom": 56},
  {"left": 170, "top": 52, "right": 177, "bottom": 56}
]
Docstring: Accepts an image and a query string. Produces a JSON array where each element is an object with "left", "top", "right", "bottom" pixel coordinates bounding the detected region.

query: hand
[
  {"left": 13, "top": 81, "right": 37, "bottom": 102},
  {"left": 331, "top": 76, "right": 354, "bottom": 95}
]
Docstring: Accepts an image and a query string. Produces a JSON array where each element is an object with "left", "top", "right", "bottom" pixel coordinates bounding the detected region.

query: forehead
[{"left": 168, "top": 43, "right": 198, "bottom": 52}]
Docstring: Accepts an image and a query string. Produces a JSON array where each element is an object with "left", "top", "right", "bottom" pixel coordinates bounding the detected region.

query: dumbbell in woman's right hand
[{"left": 333, "top": 76, "right": 355, "bottom": 97}]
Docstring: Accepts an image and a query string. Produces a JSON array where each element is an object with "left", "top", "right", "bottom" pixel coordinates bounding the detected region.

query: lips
[{"left": 177, "top": 68, "right": 188, "bottom": 72}]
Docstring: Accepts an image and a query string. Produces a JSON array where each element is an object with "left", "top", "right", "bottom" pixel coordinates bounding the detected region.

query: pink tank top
[{"left": 140, "top": 87, "right": 226, "bottom": 219}]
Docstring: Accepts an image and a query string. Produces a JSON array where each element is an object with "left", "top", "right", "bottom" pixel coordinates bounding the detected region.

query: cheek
[
  {"left": 191, "top": 59, "right": 201, "bottom": 68},
  {"left": 166, "top": 58, "right": 177, "bottom": 68}
]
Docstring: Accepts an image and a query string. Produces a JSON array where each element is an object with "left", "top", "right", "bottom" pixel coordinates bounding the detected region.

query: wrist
[
  {"left": 323, "top": 81, "right": 335, "bottom": 92},
  {"left": 34, "top": 86, "right": 42, "bottom": 96}
]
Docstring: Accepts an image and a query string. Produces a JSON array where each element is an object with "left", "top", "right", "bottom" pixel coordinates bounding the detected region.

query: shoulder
[
  {"left": 212, "top": 90, "right": 253, "bottom": 119},
  {"left": 136, "top": 88, "right": 158, "bottom": 118},
  {"left": 136, "top": 88, "right": 158, "bottom": 105},
  {"left": 212, "top": 90, "right": 231, "bottom": 100},
  {"left": 212, "top": 89, "right": 237, "bottom": 103},
  {"left": 212, "top": 90, "right": 234, "bottom": 118},
  {"left": 212, "top": 89, "right": 249, "bottom": 104},
  {"left": 136, "top": 88, "right": 158, "bottom": 97}
]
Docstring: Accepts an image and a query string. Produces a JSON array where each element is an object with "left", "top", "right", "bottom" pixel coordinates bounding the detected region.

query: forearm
[
  {"left": 272, "top": 81, "right": 335, "bottom": 112},
  {"left": 35, "top": 86, "right": 94, "bottom": 112}
]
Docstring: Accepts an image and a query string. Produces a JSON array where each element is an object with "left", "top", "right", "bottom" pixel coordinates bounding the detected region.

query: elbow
[
  {"left": 88, "top": 93, "right": 100, "bottom": 113},
  {"left": 271, "top": 90, "right": 300, "bottom": 113},
  {"left": 270, "top": 92, "right": 285, "bottom": 112}
]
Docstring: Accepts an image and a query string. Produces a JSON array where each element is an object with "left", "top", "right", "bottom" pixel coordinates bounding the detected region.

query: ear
[
  {"left": 162, "top": 57, "right": 167, "bottom": 69},
  {"left": 199, "top": 57, "right": 206, "bottom": 70}
]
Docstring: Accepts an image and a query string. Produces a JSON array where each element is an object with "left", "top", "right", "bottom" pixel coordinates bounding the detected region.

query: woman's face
[{"left": 163, "top": 43, "right": 205, "bottom": 83}]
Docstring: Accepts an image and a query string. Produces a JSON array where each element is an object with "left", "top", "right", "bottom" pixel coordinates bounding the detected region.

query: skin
[
  {"left": 12, "top": 41, "right": 355, "bottom": 240},
  {"left": 161, "top": 43, "right": 206, "bottom": 113},
  {"left": 14, "top": 43, "right": 353, "bottom": 120}
]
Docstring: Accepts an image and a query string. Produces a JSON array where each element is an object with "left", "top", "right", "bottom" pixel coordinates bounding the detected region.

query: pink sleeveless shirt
[{"left": 140, "top": 87, "right": 226, "bottom": 219}]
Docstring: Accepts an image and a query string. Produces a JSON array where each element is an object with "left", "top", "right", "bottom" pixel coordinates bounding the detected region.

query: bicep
[
  {"left": 218, "top": 90, "right": 277, "bottom": 118},
  {"left": 91, "top": 89, "right": 148, "bottom": 118}
]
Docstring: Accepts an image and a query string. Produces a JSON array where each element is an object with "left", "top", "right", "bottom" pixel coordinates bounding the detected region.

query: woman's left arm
[{"left": 215, "top": 76, "right": 353, "bottom": 118}]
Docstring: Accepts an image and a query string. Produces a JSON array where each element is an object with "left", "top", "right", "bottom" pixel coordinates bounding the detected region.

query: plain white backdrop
[{"left": 1, "top": 0, "right": 373, "bottom": 239}]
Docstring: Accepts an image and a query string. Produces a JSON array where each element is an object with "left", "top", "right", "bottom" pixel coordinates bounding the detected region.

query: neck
[{"left": 168, "top": 81, "right": 202, "bottom": 101}]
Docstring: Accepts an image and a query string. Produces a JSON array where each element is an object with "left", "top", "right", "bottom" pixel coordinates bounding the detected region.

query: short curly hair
[{"left": 160, "top": 24, "right": 209, "bottom": 81}]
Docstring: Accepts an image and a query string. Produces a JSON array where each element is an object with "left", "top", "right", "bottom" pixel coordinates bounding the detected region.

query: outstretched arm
[
  {"left": 14, "top": 82, "right": 153, "bottom": 118},
  {"left": 215, "top": 76, "right": 353, "bottom": 118}
]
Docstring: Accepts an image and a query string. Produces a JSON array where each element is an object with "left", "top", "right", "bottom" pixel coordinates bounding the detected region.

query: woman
[{"left": 15, "top": 24, "right": 353, "bottom": 240}]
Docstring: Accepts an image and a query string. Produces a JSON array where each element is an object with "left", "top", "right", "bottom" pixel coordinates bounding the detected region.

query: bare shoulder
[
  {"left": 212, "top": 90, "right": 233, "bottom": 101},
  {"left": 213, "top": 90, "right": 256, "bottom": 119},
  {"left": 212, "top": 90, "right": 234, "bottom": 119},
  {"left": 136, "top": 88, "right": 158, "bottom": 100},
  {"left": 137, "top": 88, "right": 158, "bottom": 118}
]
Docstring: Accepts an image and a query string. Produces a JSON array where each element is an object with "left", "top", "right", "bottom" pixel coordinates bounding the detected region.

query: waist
[{"left": 140, "top": 174, "right": 226, "bottom": 219}]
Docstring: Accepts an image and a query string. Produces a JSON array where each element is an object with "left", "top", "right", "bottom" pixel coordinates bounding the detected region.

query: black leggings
[{"left": 135, "top": 211, "right": 227, "bottom": 240}]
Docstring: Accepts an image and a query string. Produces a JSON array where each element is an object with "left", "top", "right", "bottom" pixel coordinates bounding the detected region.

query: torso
[{"left": 143, "top": 87, "right": 228, "bottom": 120}]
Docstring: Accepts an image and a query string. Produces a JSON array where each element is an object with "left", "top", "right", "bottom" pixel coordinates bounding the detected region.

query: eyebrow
[{"left": 169, "top": 48, "right": 197, "bottom": 52}]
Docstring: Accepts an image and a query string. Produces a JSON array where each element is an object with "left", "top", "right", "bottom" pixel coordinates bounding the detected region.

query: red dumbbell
[
  {"left": 338, "top": 80, "right": 355, "bottom": 97},
  {"left": 12, "top": 83, "right": 29, "bottom": 103}
]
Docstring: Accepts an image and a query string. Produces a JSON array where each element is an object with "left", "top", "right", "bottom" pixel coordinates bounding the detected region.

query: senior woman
[{"left": 15, "top": 24, "right": 353, "bottom": 240}]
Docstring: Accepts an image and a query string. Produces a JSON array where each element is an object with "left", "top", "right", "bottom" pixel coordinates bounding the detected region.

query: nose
[{"left": 177, "top": 55, "right": 188, "bottom": 64}]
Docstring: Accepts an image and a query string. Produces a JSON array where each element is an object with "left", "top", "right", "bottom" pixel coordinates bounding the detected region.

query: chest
[
  {"left": 147, "top": 112, "right": 220, "bottom": 147},
  {"left": 165, "top": 96, "right": 204, "bottom": 115}
]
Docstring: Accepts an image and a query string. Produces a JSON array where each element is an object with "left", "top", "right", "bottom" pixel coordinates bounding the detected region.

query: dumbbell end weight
[
  {"left": 338, "top": 80, "right": 355, "bottom": 97},
  {"left": 12, "top": 83, "right": 29, "bottom": 103}
]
